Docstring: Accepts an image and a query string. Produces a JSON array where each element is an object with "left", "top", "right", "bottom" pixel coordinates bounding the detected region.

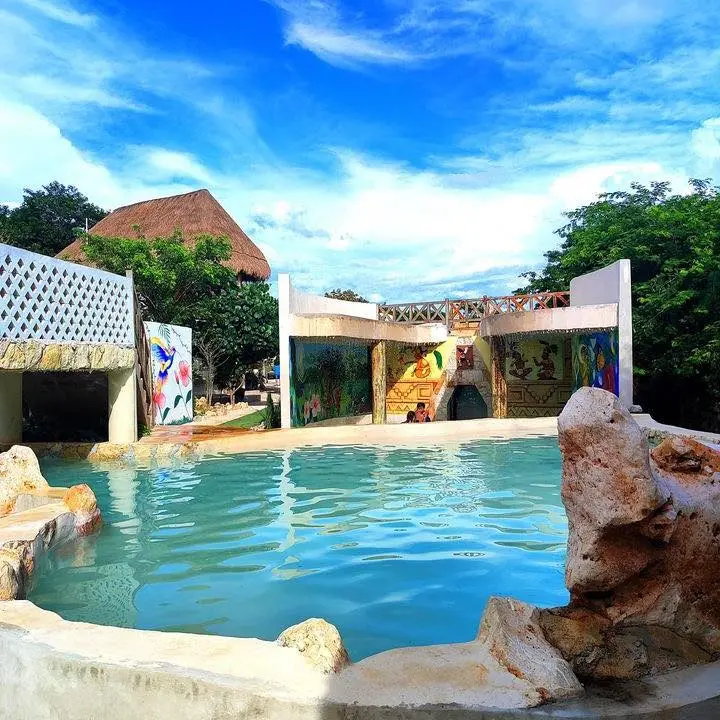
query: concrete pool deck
[{"left": 3, "top": 413, "right": 718, "bottom": 465}]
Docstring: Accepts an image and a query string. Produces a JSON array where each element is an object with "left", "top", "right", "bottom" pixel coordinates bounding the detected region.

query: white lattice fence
[{"left": 0, "top": 244, "right": 134, "bottom": 346}]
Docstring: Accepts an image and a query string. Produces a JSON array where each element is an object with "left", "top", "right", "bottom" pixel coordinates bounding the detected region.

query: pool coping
[{"left": 1, "top": 599, "right": 720, "bottom": 719}]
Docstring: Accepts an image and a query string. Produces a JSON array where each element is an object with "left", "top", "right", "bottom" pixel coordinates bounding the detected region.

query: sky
[{"left": 1, "top": 0, "right": 719, "bottom": 302}]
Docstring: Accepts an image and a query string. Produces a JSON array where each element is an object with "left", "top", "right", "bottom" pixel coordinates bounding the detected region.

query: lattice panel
[{"left": 0, "top": 244, "right": 134, "bottom": 346}]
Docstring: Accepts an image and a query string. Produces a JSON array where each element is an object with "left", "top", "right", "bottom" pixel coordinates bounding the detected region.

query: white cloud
[
  {"left": 286, "top": 22, "right": 417, "bottom": 66},
  {"left": 0, "top": 100, "right": 118, "bottom": 206},
  {"left": 691, "top": 118, "right": 720, "bottom": 163},
  {"left": 10, "top": 0, "right": 95, "bottom": 28},
  {"left": 144, "top": 150, "right": 215, "bottom": 185},
  {"left": 268, "top": 0, "right": 704, "bottom": 69}
]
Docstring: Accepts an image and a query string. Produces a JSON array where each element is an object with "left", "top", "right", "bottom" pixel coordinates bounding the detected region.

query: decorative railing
[
  {"left": 378, "top": 300, "right": 450, "bottom": 324},
  {"left": 0, "top": 244, "right": 134, "bottom": 345},
  {"left": 379, "top": 291, "right": 570, "bottom": 327},
  {"left": 483, "top": 291, "right": 570, "bottom": 315}
]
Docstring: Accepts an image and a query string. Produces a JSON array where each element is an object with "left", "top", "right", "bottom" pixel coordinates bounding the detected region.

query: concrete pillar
[
  {"left": 490, "top": 337, "right": 508, "bottom": 418},
  {"left": 0, "top": 372, "right": 22, "bottom": 444},
  {"left": 278, "top": 274, "right": 292, "bottom": 429},
  {"left": 617, "top": 259, "right": 634, "bottom": 408},
  {"left": 108, "top": 367, "right": 137, "bottom": 444},
  {"left": 371, "top": 340, "right": 387, "bottom": 424}
]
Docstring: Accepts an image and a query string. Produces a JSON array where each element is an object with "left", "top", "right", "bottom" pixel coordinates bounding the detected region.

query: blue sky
[{"left": 1, "top": 0, "right": 719, "bottom": 302}]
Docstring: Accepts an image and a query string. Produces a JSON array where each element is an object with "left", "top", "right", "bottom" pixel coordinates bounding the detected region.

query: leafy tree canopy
[
  {"left": 324, "top": 288, "right": 368, "bottom": 303},
  {"left": 83, "top": 230, "right": 236, "bottom": 323},
  {"left": 519, "top": 179, "right": 720, "bottom": 432},
  {"left": 194, "top": 281, "right": 279, "bottom": 390},
  {"left": 0, "top": 182, "right": 106, "bottom": 256},
  {"left": 84, "top": 232, "right": 278, "bottom": 393}
]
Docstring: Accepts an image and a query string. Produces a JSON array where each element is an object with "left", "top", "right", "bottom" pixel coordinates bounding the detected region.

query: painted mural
[
  {"left": 289, "top": 340, "right": 371, "bottom": 427},
  {"left": 456, "top": 343, "right": 474, "bottom": 370},
  {"left": 572, "top": 330, "right": 619, "bottom": 396},
  {"left": 144, "top": 322, "right": 193, "bottom": 425},
  {"left": 386, "top": 340, "right": 453, "bottom": 415},
  {"left": 505, "top": 338, "right": 564, "bottom": 383}
]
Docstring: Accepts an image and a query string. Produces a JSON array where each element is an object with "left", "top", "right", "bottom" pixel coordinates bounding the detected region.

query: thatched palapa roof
[{"left": 59, "top": 189, "right": 270, "bottom": 280}]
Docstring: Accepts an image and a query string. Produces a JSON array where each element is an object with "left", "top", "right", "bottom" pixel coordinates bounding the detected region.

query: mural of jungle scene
[
  {"left": 145, "top": 321, "right": 193, "bottom": 425},
  {"left": 505, "top": 338, "right": 564, "bottom": 382},
  {"left": 290, "top": 340, "right": 371, "bottom": 427},
  {"left": 572, "top": 330, "right": 619, "bottom": 397},
  {"left": 386, "top": 341, "right": 453, "bottom": 415}
]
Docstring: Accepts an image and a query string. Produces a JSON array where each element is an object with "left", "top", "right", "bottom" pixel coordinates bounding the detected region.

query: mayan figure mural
[
  {"left": 385, "top": 341, "right": 452, "bottom": 416},
  {"left": 145, "top": 322, "right": 193, "bottom": 425},
  {"left": 571, "top": 330, "right": 619, "bottom": 396},
  {"left": 289, "top": 340, "right": 371, "bottom": 427},
  {"left": 505, "top": 338, "right": 564, "bottom": 383}
]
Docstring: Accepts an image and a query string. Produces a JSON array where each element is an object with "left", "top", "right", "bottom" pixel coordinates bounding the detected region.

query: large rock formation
[
  {"left": 540, "top": 387, "right": 720, "bottom": 679},
  {"left": 0, "top": 445, "right": 103, "bottom": 601},
  {"left": 0, "top": 445, "right": 50, "bottom": 516}
]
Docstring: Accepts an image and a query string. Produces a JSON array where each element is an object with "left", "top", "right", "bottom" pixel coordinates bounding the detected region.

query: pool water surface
[{"left": 31, "top": 438, "right": 569, "bottom": 660}]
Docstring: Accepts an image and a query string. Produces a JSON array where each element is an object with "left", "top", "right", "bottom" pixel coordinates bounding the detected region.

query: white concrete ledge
[
  {"left": 290, "top": 314, "right": 448, "bottom": 344},
  {"left": 480, "top": 304, "right": 618, "bottom": 338},
  {"left": 1, "top": 601, "right": 719, "bottom": 719}
]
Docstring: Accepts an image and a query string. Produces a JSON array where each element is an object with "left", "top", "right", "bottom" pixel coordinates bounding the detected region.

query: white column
[
  {"left": 617, "top": 259, "right": 634, "bottom": 408},
  {"left": 0, "top": 373, "right": 22, "bottom": 444},
  {"left": 108, "top": 367, "right": 137, "bottom": 444},
  {"left": 278, "top": 274, "right": 292, "bottom": 429}
]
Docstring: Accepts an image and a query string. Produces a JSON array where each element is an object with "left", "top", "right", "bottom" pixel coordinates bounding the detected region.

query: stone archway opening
[{"left": 447, "top": 385, "right": 488, "bottom": 421}]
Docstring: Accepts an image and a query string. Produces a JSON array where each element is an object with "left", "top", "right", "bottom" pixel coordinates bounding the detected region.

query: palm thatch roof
[{"left": 58, "top": 189, "right": 270, "bottom": 280}]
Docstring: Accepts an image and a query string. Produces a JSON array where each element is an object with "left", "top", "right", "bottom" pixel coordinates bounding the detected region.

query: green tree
[
  {"left": 324, "top": 288, "right": 368, "bottom": 303},
  {"left": 83, "top": 230, "right": 236, "bottom": 322},
  {"left": 84, "top": 232, "right": 278, "bottom": 398},
  {"left": 193, "top": 282, "right": 279, "bottom": 400},
  {"left": 519, "top": 180, "right": 720, "bottom": 432},
  {"left": 0, "top": 182, "right": 106, "bottom": 255}
]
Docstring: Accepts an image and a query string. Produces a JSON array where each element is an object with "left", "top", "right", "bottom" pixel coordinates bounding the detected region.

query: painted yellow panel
[
  {"left": 474, "top": 335, "right": 491, "bottom": 370},
  {"left": 387, "top": 339, "right": 455, "bottom": 384}
]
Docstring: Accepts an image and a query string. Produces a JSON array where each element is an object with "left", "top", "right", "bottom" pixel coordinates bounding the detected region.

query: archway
[{"left": 447, "top": 385, "right": 488, "bottom": 421}]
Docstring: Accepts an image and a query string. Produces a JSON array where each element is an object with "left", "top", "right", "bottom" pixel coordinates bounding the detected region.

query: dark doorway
[
  {"left": 23, "top": 372, "right": 108, "bottom": 442},
  {"left": 447, "top": 385, "right": 488, "bottom": 421}
]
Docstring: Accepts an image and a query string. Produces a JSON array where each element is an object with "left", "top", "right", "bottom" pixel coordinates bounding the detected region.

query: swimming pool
[{"left": 30, "top": 438, "right": 568, "bottom": 660}]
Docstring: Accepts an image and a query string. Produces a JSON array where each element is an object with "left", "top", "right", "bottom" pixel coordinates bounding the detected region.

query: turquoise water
[{"left": 30, "top": 438, "right": 568, "bottom": 660}]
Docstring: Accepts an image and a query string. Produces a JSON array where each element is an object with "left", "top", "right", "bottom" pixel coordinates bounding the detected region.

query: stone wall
[{"left": 0, "top": 341, "right": 134, "bottom": 372}]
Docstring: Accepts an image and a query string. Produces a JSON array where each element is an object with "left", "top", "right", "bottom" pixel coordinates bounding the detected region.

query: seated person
[
  {"left": 403, "top": 410, "right": 416, "bottom": 423},
  {"left": 415, "top": 402, "right": 432, "bottom": 422}
]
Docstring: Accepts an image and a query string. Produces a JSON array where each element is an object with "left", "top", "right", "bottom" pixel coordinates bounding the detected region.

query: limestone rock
[
  {"left": 88, "top": 443, "right": 131, "bottom": 462},
  {"left": 63, "top": 484, "right": 102, "bottom": 536},
  {"left": 651, "top": 436, "right": 720, "bottom": 476},
  {"left": 477, "top": 597, "right": 583, "bottom": 702},
  {"left": 0, "top": 341, "right": 134, "bottom": 371},
  {"left": 277, "top": 618, "right": 350, "bottom": 673},
  {"left": 0, "top": 548, "right": 23, "bottom": 600},
  {"left": 553, "top": 387, "right": 720, "bottom": 679},
  {"left": 539, "top": 607, "right": 711, "bottom": 680},
  {"left": 0, "top": 445, "right": 50, "bottom": 516}
]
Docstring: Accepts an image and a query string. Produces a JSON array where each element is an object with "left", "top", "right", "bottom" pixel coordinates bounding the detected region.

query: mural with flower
[
  {"left": 289, "top": 340, "right": 371, "bottom": 427},
  {"left": 145, "top": 322, "right": 193, "bottom": 425}
]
